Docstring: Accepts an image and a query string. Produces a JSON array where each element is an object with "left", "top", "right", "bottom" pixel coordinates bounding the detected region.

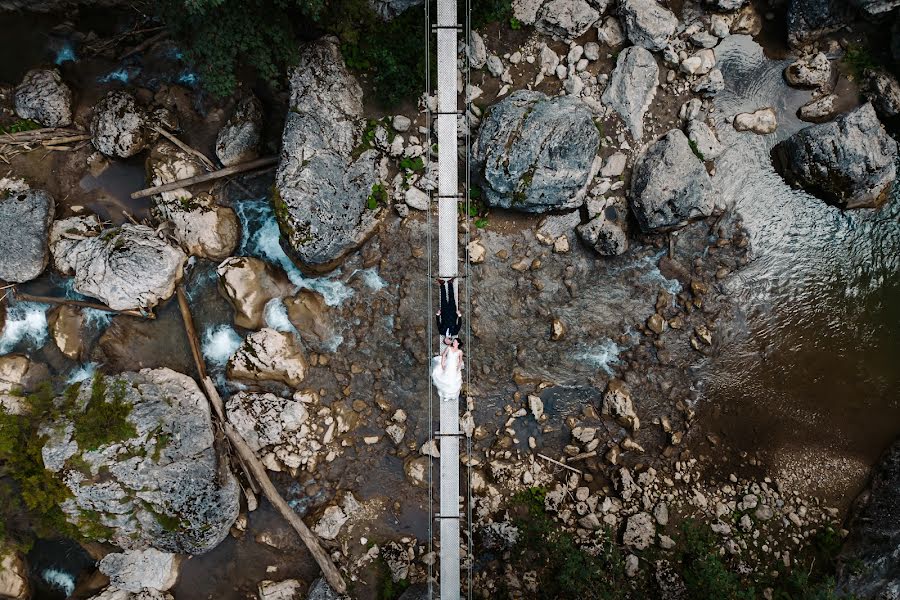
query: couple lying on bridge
[{"left": 432, "top": 277, "right": 464, "bottom": 400}]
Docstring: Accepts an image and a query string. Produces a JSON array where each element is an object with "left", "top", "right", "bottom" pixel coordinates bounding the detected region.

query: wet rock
[
  {"left": 787, "top": 0, "right": 851, "bottom": 47},
  {"left": 602, "top": 379, "right": 640, "bottom": 431},
  {"left": 472, "top": 90, "right": 600, "bottom": 213},
  {"left": 217, "top": 257, "right": 292, "bottom": 329},
  {"left": 404, "top": 456, "right": 429, "bottom": 487},
  {"left": 370, "top": 0, "right": 422, "bottom": 19},
  {"left": 629, "top": 129, "right": 714, "bottom": 231},
  {"left": 49, "top": 220, "right": 186, "bottom": 311},
  {"left": 284, "top": 290, "right": 337, "bottom": 351},
  {"left": 686, "top": 120, "right": 723, "bottom": 160},
  {"left": 87, "top": 589, "right": 174, "bottom": 600},
  {"left": 227, "top": 328, "right": 307, "bottom": 387},
  {"left": 692, "top": 68, "right": 725, "bottom": 97},
  {"left": 601, "top": 46, "right": 659, "bottom": 141},
  {"left": 624, "top": 512, "right": 655, "bottom": 549},
  {"left": 784, "top": 53, "right": 831, "bottom": 89},
  {"left": 14, "top": 68, "right": 72, "bottom": 127},
  {"left": 837, "top": 438, "right": 900, "bottom": 599},
  {"left": 798, "top": 94, "right": 838, "bottom": 122},
  {"left": 0, "top": 547, "right": 28, "bottom": 600},
  {"left": 705, "top": 0, "right": 746, "bottom": 9},
  {"left": 772, "top": 103, "right": 898, "bottom": 209},
  {"left": 215, "top": 95, "right": 263, "bottom": 167},
  {"left": 91, "top": 91, "right": 154, "bottom": 158},
  {"left": 618, "top": 0, "right": 677, "bottom": 50},
  {"left": 98, "top": 549, "right": 181, "bottom": 592},
  {"left": 258, "top": 579, "right": 303, "bottom": 600},
  {"left": 48, "top": 305, "right": 84, "bottom": 360},
  {"left": 734, "top": 108, "right": 777, "bottom": 134},
  {"left": 851, "top": 0, "right": 900, "bottom": 15},
  {"left": 306, "top": 578, "right": 346, "bottom": 600},
  {"left": 40, "top": 368, "right": 240, "bottom": 554},
  {"left": 276, "top": 37, "right": 382, "bottom": 272},
  {"left": 312, "top": 493, "right": 358, "bottom": 541},
  {"left": 0, "top": 354, "right": 49, "bottom": 414},
  {"left": 536, "top": 0, "right": 602, "bottom": 40},
  {"left": 0, "top": 188, "right": 54, "bottom": 283},
  {"left": 147, "top": 142, "right": 240, "bottom": 260},
  {"left": 577, "top": 203, "right": 629, "bottom": 256},
  {"left": 864, "top": 69, "right": 900, "bottom": 120}
]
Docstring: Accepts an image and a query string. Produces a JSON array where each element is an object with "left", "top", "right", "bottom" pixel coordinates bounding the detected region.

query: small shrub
[
  {"left": 367, "top": 182, "right": 388, "bottom": 210},
  {"left": 399, "top": 156, "right": 425, "bottom": 172}
]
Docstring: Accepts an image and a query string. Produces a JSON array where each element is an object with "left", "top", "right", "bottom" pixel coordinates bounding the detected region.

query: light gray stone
[
  {"left": 0, "top": 188, "right": 54, "bottom": 283},
  {"left": 216, "top": 95, "right": 263, "bottom": 167},
  {"left": 472, "top": 90, "right": 600, "bottom": 213},
  {"left": 686, "top": 119, "right": 723, "bottom": 160},
  {"left": 618, "top": 0, "right": 678, "bottom": 51},
  {"left": 227, "top": 328, "right": 308, "bottom": 387},
  {"left": 536, "top": 0, "right": 602, "bottom": 40},
  {"left": 14, "top": 68, "right": 72, "bottom": 127},
  {"left": 40, "top": 368, "right": 240, "bottom": 554},
  {"left": 629, "top": 129, "right": 714, "bottom": 231},
  {"left": 91, "top": 91, "right": 154, "bottom": 158},
  {"left": 99, "top": 549, "right": 181, "bottom": 593},
  {"left": 601, "top": 46, "right": 658, "bottom": 141}
]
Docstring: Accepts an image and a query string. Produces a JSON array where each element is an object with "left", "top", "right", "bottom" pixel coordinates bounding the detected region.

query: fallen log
[
  {"left": 131, "top": 156, "right": 279, "bottom": 199},
  {"left": 174, "top": 286, "right": 346, "bottom": 593},
  {"left": 151, "top": 127, "right": 217, "bottom": 172},
  {"left": 13, "top": 291, "right": 153, "bottom": 319},
  {"left": 537, "top": 452, "right": 584, "bottom": 475}
]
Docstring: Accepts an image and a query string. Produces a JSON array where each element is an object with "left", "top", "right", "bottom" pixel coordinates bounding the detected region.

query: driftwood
[
  {"left": 0, "top": 128, "right": 91, "bottom": 160},
  {"left": 13, "top": 291, "right": 153, "bottom": 319},
  {"left": 151, "top": 127, "right": 217, "bottom": 172},
  {"left": 131, "top": 156, "right": 279, "bottom": 199},
  {"left": 119, "top": 30, "right": 169, "bottom": 60},
  {"left": 537, "top": 453, "right": 584, "bottom": 475},
  {"left": 174, "top": 286, "right": 347, "bottom": 593}
]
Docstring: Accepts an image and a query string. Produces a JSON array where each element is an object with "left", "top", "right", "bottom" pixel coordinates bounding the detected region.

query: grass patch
[{"left": 72, "top": 373, "right": 137, "bottom": 452}]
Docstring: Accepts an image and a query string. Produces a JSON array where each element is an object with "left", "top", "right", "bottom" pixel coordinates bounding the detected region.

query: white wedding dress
[{"left": 431, "top": 349, "right": 463, "bottom": 400}]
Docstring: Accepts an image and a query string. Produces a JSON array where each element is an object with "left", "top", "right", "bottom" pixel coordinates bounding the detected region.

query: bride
[{"left": 432, "top": 337, "right": 464, "bottom": 400}]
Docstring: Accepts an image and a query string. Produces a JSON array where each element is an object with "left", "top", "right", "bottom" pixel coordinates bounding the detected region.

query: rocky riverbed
[{"left": 0, "top": 0, "right": 897, "bottom": 599}]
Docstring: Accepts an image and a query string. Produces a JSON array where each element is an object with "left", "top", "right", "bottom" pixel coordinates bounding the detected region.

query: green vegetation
[
  {"left": 376, "top": 555, "right": 410, "bottom": 600},
  {"left": 842, "top": 44, "right": 876, "bottom": 80},
  {"left": 398, "top": 156, "right": 425, "bottom": 172},
  {"left": 159, "top": 0, "right": 519, "bottom": 104},
  {"left": 158, "top": 0, "right": 322, "bottom": 98},
  {"left": 0, "top": 119, "right": 40, "bottom": 135},
  {"left": 0, "top": 384, "right": 76, "bottom": 544},
  {"left": 72, "top": 374, "right": 137, "bottom": 452},
  {"left": 509, "top": 16, "right": 522, "bottom": 30},
  {"left": 367, "top": 182, "right": 388, "bottom": 209},
  {"left": 689, "top": 138, "right": 706, "bottom": 161},
  {"left": 506, "top": 487, "right": 629, "bottom": 599}
]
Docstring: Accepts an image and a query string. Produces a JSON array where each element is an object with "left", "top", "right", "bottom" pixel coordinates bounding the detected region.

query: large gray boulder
[
  {"left": 40, "top": 368, "right": 240, "bottom": 554},
  {"left": 215, "top": 95, "right": 263, "bottom": 167},
  {"left": 772, "top": 103, "right": 897, "bottom": 209},
  {"left": 216, "top": 256, "right": 292, "bottom": 330},
  {"left": 472, "top": 90, "right": 600, "bottom": 213},
  {"left": 630, "top": 129, "right": 715, "bottom": 231},
  {"left": 536, "top": 0, "right": 603, "bottom": 40},
  {"left": 601, "top": 46, "right": 659, "bottom": 141},
  {"left": 786, "top": 0, "right": 852, "bottom": 47},
  {"left": 49, "top": 218, "right": 186, "bottom": 310},
  {"left": 837, "top": 438, "right": 900, "bottom": 599},
  {"left": 226, "top": 328, "right": 308, "bottom": 388},
  {"left": 147, "top": 142, "right": 239, "bottom": 260},
  {"left": 14, "top": 69, "right": 72, "bottom": 127},
  {"left": 618, "top": 0, "right": 678, "bottom": 51},
  {"left": 275, "top": 37, "right": 382, "bottom": 272},
  {"left": 864, "top": 69, "right": 900, "bottom": 120},
  {"left": 0, "top": 188, "right": 54, "bottom": 283},
  {"left": 98, "top": 549, "right": 181, "bottom": 593},
  {"left": 369, "top": 0, "right": 422, "bottom": 19},
  {"left": 91, "top": 91, "right": 154, "bottom": 158},
  {"left": 87, "top": 589, "right": 173, "bottom": 600}
]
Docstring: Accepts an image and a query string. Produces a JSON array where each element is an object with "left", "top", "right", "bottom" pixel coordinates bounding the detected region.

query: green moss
[
  {"left": 71, "top": 373, "right": 137, "bottom": 452},
  {"left": 152, "top": 510, "right": 181, "bottom": 532},
  {"left": 152, "top": 432, "right": 172, "bottom": 462},
  {"left": 376, "top": 556, "right": 410, "bottom": 600},
  {"left": 688, "top": 138, "right": 706, "bottom": 161},
  {"left": 842, "top": 44, "right": 876, "bottom": 79},
  {"left": 398, "top": 156, "right": 425, "bottom": 173}
]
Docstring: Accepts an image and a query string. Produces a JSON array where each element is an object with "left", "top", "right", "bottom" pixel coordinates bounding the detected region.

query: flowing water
[{"left": 698, "top": 35, "right": 900, "bottom": 503}]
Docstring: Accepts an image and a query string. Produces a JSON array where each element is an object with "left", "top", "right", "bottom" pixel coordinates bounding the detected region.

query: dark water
[{"left": 698, "top": 36, "right": 900, "bottom": 501}]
